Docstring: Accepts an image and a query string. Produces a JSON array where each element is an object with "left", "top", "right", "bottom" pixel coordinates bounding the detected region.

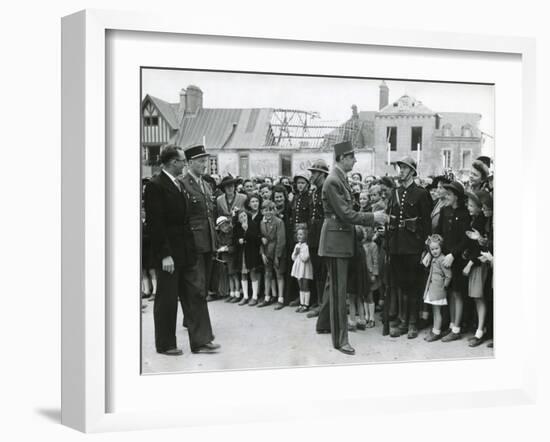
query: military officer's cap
[
  {"left": 333, "top": 140, "right": 354, "bottom": 158},
  {"left": 307, "top": 159, "right": 329, "bottom": 175},
  {"left": 184, "top": 144, "right": 209, "bottom": 161},
  {"left": 396, "top": 156, "right": 418, "bottom": 176}
]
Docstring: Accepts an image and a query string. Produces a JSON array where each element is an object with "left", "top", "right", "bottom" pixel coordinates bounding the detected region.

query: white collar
[{"left": 162, "top": 169, "right": 179, "bottom": 186}]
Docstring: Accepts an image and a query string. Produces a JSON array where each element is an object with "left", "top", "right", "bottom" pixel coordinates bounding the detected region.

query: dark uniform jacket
[
  {"left": 290, "top": 190, "right": 311, "bottom": 234},
  {"left": 144, "top": 171, "right": 196, "bottom": 268},
  {"left": 308, "top": 187, "right": 324, "bottom": 249},
  {"left": 179, "top": 172, "right": 216, "bottom": 254},
  {"left": 318, "top": 165, "right": 375, "bottom": 258},
  {"left": 386, "top": 182, "right": 432, "bottom": 255}
]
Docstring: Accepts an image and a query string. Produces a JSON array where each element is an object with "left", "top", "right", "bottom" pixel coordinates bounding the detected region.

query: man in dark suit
[
  {"left": 179, "top": 145, "right": 218, "bottom": 303},
  {"left": 144, "top": 145, "right": 219, "bottom": 355},
  {"left": 386, "top": 156, "right": 432, "bottom": 339},
  {"left": 317, "top": 141, "right": 388, "bottom": 355}
]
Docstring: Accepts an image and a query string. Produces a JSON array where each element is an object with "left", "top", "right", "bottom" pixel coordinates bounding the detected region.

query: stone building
[{"left": 324, "top": 81, "right": 485, "bottom": 177}]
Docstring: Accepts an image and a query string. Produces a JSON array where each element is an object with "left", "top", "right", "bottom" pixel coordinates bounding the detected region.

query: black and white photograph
[{"left": 140, "top": 68, "right": 495, "bottom": 374}]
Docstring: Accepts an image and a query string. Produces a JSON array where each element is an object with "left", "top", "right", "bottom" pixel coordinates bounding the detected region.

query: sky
[{"left": 142, "top": 68, "right": 495, "bottom": 154}]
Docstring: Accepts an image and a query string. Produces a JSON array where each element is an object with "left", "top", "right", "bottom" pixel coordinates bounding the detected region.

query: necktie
[{"left": 174, "top": 180, "right": 181, "bottom": 192}]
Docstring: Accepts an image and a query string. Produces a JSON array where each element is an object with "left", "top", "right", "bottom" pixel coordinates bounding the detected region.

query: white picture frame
[{"left": 61, "top": 9, "right": 537, "bottom": 433}]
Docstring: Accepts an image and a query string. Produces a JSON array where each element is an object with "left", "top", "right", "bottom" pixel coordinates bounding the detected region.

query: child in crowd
[
  {"left": 423, "top": 234, "right": 452, "bottom": 342},
  {"left": 359, "top": 190, "right": 370, "bottom": 212},
  {"left": 290, "top": 227, "right": 313, "bottom": 312},
  {"left": 214, "top": 216, "right": 240, "bottom": 302},
  {"left": 363, "top": 227, "right": 379, "bottom": 328},
  {"left": 463, "top": 191, "right": 489, "bottom": 347},
  {"left": 348, "top": 226, "right": 368, "bottom": 330},
  {"left": 234, "top": 209, "right": 262, "bottom": 306},
  {"left": 368, "top": 184, "right": 386, "bottom": 212},
  {"left": 258, "top": 200, "right": 286, "bottom": 308}
]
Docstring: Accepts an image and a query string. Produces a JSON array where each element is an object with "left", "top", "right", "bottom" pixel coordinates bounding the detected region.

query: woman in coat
[
  {"left": 234, "top": 209, "right": 262, "bottom": 306},
  {"left": 436, "top": 181, "right": 471, "bottom": 342}
]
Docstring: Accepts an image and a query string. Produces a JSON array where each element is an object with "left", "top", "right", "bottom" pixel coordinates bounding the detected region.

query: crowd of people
[{"left": 141, "top": 141, "right": 494, "bottom": 357}]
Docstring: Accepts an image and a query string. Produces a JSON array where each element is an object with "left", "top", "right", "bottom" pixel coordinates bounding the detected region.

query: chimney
[
  {"left": 379, "top": 81, "right": 389, "bottom": 110},
  {"left": 185, "top": 85, "right": 203, "bottom": 115},
  {"left": 178, "top": 88, "right": 186, "bottom": 114}
]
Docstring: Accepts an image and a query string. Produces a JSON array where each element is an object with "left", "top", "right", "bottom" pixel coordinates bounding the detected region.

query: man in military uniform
[
  {"left": 178, "top": 145, "right": 220, "bottom": 352},
  {"left": 305, "top": 159, "right": 329, "bottom": 320},
  {"left": 386, "top": 156, "right": 432, "bottom": 339},
  {"left": 317, "top": 141, "right": 388, "bottom": 355}
]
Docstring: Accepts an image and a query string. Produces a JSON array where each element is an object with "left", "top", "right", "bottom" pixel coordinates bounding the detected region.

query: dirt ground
[{"left": 141, "top": 296, "right": 493, "bottom": 374}]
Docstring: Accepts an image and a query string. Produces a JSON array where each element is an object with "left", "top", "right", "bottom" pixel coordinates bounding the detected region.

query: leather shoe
[
  {"left": 316, "top": 329, "right": 330, "bottom": 334},
  {"left": 424, "top": 331, "right": 442, "bottom": 342},
  {"left": 274, "top": 302, "right": 285, "bottom": 310},
  {"left": 159, "top": 348, "right": 183, "bottom": 356},
  {"left": 441, "top": 331, "right": 461, "bottom": 342},
  {"left": 248, "top": 299, "right": 258, "bottom": 307},
  {"left": 191, "top": 342, "right": 221, "bottom": 354},
  {"left": 288, "top": 299, "right": 300, "bottom": 307},
  {"left": 257, "top": 299, "right": 271, "bottom": 307},
  {"left": 338, "top": 344, "right": 355, "bottom": 355},
  {"left": 407, "top": 325, "right": 418, "bottom": 339},
  {"left": 206, "top": 294, "right": 217, "bottom": 302},
  {"left": 238, "top": 298, "right": 248, "bottom": 306},
  {"left": 306, "top": 309, "right": 319, "bottom": 318}
]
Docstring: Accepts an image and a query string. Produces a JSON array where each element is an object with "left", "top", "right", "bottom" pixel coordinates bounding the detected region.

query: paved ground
[{"left": 141, "top": 297, "right": 493, "bottom": 374}]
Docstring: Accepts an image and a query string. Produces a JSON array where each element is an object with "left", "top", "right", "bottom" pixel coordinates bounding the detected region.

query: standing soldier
[
  {"left": 386, "top": 157, "right": 432, "bottom": 339},
  {"left": 305, "top": 159, "right": 330, "bottom": 320},
  {"left": 179, "top": 144, "right": 218, "bottom": 304},
  {"left": 317, "top": 141, "right": 388, "bottom": 355}
]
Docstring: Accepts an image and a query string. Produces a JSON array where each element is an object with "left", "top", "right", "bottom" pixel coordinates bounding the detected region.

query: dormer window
[
  {"left": 461, "top": 125, "right": 472, "bottom": 137},
  {"left": 442, "top": 123, "right": 453, "bottom": 137}
]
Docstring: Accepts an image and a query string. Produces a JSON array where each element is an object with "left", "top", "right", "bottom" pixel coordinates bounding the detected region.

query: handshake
[{"left": 373, "top": 211, "right": 389, "bottom": 225}]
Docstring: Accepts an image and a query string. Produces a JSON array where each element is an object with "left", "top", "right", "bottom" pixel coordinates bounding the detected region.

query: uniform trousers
[
  {"left": 154, "top": 262, "right": 214, "bottom": 353},
  {"left": 316, "top": 257, "right": 350, "bottom": 349},
  {"left": 389, "top": 254, "right": 422, "bottom": 326},
  {"left": 197, "top": 252, "right": 214, "bottom": 297},
  {"left": 309, "top": 247, "right": 326, "bottom": 307}
]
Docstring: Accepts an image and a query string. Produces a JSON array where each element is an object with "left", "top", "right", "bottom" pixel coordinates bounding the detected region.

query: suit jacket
[
  {"left": 216, "top": 193, "right": 247, "bottom": 218},
  {"left": 318, "top": 166, "right": 375, "bottom": 258},
  {"left": 179, "top": 173, "right": 216, "bottom": 254},
  {"left": 143, "top": 171, "right": 196, "bottom": 268}
]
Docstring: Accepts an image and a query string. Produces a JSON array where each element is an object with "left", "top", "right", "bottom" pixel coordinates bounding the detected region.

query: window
[
  {"left": 239, "top": 154, "right": 249, "bottom": 178},
  {"left": 442, "top": 123, "right": 453, "bottom": 137},
  {"left": 146, "top": 145, "right": 161, "bottom": 164},
  {"left": 281, "top": 154, "right": 292, "bottom": 177},
  {"left": 143, "top": 116, "right": 159, "bottom": 126},
  {"left": 411, "top": 127, "right": 422, "bottom": 151},
  {"left": 442, "top": 149, "right": 452, "bottom": 169},
  {"left": 209, "top": 156, "right": 218, "bottom": 175},
  {"left": 461, "top": 125, "right": 472, "bottom": 137},
  {"left": 386, "top": 126, "right": 397, "bottom": 151},
  {"left": 461, "top": 149, "right": 472, "bottom": 170}
]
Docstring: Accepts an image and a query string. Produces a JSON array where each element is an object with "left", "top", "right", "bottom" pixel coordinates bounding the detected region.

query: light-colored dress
[
  {"left": 423, "top": 254, "right": 452, "bottom": 306},
  {"left": 291, "top": 242, "right": 313, "bottom": 280}
]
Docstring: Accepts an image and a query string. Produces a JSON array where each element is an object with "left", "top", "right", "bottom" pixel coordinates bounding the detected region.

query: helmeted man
[
  {"left": 179, "top": 144, "right": 218, "bottom": 306},
  {"left": 305, "top": 159, "right": 329, "bottom": 319},
  {"left": 386, "top": 156, "right": 432, "bottom": 339},
  {"left": 317, "top": 141, "right": 388, "bottom": 355}
]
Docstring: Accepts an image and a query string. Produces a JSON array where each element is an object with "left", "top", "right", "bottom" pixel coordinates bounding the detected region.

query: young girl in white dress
[{"left": 290, "top": 227, "right": 314, "bottom": 312}]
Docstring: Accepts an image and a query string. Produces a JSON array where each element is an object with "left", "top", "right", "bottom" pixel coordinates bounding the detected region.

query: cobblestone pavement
[{"left": 141, "top": 297, "right": 493, "bottom": 374}]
